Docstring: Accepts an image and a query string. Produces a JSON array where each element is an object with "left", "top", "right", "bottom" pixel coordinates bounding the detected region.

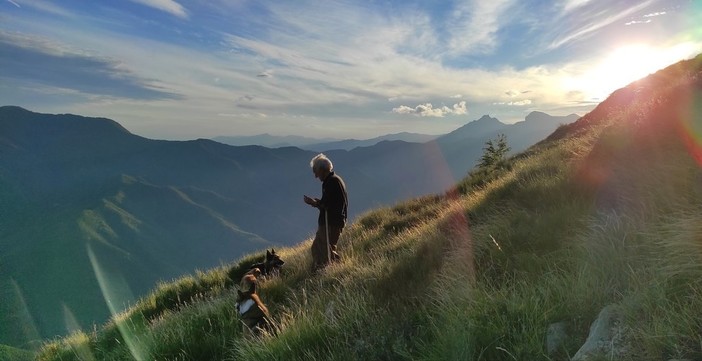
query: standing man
[{"left": 303, "top": 153, "right": 348, "bottom": 271}]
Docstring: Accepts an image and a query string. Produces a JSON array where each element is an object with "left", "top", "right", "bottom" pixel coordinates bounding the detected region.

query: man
[{"left": 303, "top": 153, "right": 348, "bottom": 271}]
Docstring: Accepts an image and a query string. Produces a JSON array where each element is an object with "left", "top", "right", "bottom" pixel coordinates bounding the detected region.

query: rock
[
  {"left": 546, "top": 321, "right": 568, "bottom": 356},
  {"left": 572, "top": 304, "right": 629, "bottom": 361}
]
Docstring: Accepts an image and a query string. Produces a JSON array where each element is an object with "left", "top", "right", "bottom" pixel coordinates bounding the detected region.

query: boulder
[{"left": 572, "top": 305, "right": 629, "bottom": 361}]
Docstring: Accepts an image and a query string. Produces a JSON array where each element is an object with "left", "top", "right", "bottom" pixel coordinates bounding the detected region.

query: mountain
[
  {"left": 0, "top": 107, "right": 292, "bottom": 347},
  {"left": 33, "top": 54, "right": 702, "bottom": 361},
  {"left": 436, "top": 114, "right": 506, "bottom": 144},
  {"left": 301, "top": 132, "right": 438, "bottom": 151},
  {"left": 212, "top": 133, "right": 339, "bottom": 148},
  {"left": 0, "top": 106, "right": 576, "bottom": 348},
  {"left": 213, "top": 131, "right": 438, "bottom": 151},
  {"left": 434, "top": 112, "right": 580, "bottom": 179}
]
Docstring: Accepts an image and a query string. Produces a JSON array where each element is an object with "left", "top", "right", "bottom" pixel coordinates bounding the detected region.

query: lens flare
[
  {"left": 677, "top": 91, "right": 702, "bottom": 166},
  {"left": 87, "top": 243, "right": 145, "bottom": 360},
  {"left": 62, "top": 304, "right": 95, "bottom": 361},
  {"left": 6, "top": 278, "right": 41, "bottom": 350}
]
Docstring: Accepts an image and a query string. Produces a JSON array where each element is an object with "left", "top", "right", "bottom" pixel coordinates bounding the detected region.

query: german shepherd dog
[
  {"left": 236, "top": 267, "right": 274, "bottom": 333},
  {"left": 248, "top": 249, "right": 285, "bottom": 278}
]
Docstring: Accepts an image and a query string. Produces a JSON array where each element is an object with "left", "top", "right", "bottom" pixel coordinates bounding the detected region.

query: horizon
[
  {"left": 1, "top": 0, "right": 700, "bottom": 140},
  {"left": 3, "top": 105, "right": 576, "bottom": 142}
]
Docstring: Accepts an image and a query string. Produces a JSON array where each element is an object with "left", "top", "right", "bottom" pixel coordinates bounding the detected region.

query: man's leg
[
  {"left": 328, "top": 226, "right": 342, "bottom": 262},
  {"left": 311, "top": 228, "right": 327, "bottom": 270}
]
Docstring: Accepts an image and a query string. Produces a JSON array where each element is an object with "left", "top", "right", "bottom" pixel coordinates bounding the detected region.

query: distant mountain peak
[
  {"left": 523, "top": 111, "right": 557, "bottom": 124},
  {"left": 476, "top": 114, "right": 500, "bottom": 123},
  {"left": 523, "top": 111, "right": 581, "bottom": 124}
]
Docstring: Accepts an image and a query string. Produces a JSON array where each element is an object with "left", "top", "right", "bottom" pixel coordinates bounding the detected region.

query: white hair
[{"left": 310, "top": 153, "right": 333, "bottom": 172}]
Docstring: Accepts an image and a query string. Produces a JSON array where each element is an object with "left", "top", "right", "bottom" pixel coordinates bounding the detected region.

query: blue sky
[{"left": 1, "top": 0, "right": 700, "bottom": 140}]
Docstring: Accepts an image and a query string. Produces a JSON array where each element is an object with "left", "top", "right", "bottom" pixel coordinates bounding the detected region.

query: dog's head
[{"left": 264, "top": 248, "right": 285, "bottom": 271}]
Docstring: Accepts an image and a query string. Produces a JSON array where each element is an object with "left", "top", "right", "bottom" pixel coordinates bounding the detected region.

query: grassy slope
[
  {"left": 0, "top": 345, "right": 34, "bottom": 361},
  {"left": 36, "top": 56, "right": 702, "bottom": 361}
]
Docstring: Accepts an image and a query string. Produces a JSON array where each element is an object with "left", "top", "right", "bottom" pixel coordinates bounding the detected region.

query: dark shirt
[{"left": 317, "top": 171, "right": 348, "bottom": 228}]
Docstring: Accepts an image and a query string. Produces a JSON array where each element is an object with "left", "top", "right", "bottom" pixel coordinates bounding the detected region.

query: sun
[{"left": 573, "top": 43, "right": 697, "bottom": 101}]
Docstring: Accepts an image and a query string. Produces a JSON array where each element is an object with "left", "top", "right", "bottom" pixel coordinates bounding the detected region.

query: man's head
[{"left": 310, "top": 153, "right": 333, "bottom": 181}]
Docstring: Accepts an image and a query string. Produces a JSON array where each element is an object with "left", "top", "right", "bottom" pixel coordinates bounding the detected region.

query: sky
[{"left": 1, "top": 0, "right": 700, "bottom": 140}]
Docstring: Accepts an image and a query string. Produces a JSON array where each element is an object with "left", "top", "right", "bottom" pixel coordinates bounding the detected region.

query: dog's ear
[{"left": 266, "top": 249, "right": 272, "bottom": 258}]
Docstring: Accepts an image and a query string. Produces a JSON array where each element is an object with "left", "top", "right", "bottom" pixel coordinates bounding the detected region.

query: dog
[
  {"left": 248, "top": 248, "right": 285, "bottom": 278},
  {"left": 235, "top": 267, "right": 273, "bottom": 333}
]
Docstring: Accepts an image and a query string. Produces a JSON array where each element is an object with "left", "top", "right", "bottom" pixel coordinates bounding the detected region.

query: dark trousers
[{"left": 311, "top": 225, "right": 342, "bottom": 270}]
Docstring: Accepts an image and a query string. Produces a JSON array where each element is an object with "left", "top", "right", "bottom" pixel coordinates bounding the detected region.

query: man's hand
[{"left": 303, "top": 195, "right": 318, "bottom": 207}]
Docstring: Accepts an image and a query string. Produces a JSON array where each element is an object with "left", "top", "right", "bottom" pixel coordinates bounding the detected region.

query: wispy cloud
[
  {"left": 626, "top": 10, "right": 667, "bottom": 25},
  {"left": 447, "top": 0, "right": 515, "bottom": 55},
  {"left": 625, "top": 20, "right": 651, "bottom": 26},
  {"left": 561, "top": 0, "right": 594, "bottom": 13},
  {"left": 11, "top": 0, "right": 76, "bottom": 17},
  {"left": 0, "top": 31, "right": 181, "bottom": 100},
  {"left": 128, "top": 0, "right": 188, "bottom": 19},
  {"left": 505, "top": 90, "right": 520, "bottom": 97},
  {"left": 547, "top": 0, "right": 655, "bottom": 50}
]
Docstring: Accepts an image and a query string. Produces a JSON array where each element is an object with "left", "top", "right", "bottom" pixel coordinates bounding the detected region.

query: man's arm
[{"left": 303, "top": 195, "right": 320, "bottom": 207}]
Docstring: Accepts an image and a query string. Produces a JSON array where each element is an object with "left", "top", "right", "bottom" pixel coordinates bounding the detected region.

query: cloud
[
  {"left": 447, "top": 0, "right": 515, "bottom": 55},
  {"left": 643, "top": 11, "right": 666, "bottom": 18},
  {"left": 218, "top": 112, "right": 267, "bottom": 118},
  {"left": 4, "top": 0, "right": 691, "bottom": 140},
  {"left": 561, "top": 0, "right": 593, "bottom": 13},
  {"left": 625, "top": 20, "right": 651, "bottom": 26},
  {"left": 10, "top": 0, "right": 76, "bottom": 17},
  {"left": 547, "top": 0, "right": 655, "bottom": 50},
  {"left": 494, "top": 99, "right": 532, "bottom": 106},
  {"left": 128, "top": 0, "right": 188, "bottom": 19},
  {"left": 505, "top": 89, "right": 532, "bottom": 97},
  {"left": 6, "top": 0, "right": 20, "bottom": 8},
  {"left": 625, "top": 10, "right": 667, "bottom": 25},
  {"left": 0, "top": 31, "right": 181, "bottom": 100},
  {"left": 392, "top": 101, "right": 467, "bottom": 117}
]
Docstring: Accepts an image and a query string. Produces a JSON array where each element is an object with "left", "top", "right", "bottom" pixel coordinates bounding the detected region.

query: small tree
[
  {"left": 460, "top": 134, "right": 512, "bottom": 193},
  {"left": 478, "top": 133, "right": 510, "bottom": 170}
]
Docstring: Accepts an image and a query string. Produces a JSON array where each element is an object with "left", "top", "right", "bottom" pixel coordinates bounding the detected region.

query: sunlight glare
[{"left": 572, "top": 43, "right": 698, "bottom": 101}]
